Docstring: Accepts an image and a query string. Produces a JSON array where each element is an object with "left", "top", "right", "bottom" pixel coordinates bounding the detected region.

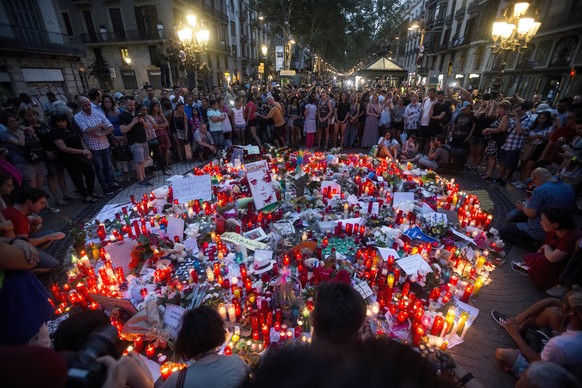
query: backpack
[{"left": 440, "top": 144, "right": 466, "bottom": 172}]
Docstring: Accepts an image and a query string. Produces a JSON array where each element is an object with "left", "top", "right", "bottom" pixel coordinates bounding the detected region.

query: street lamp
[
  {"left": 177, "top": 14, "right": 210, "bottom": 54},
  {"left": 124, "top": 57, "right": 132, "bottom": 66},
  {"left": 261, "top": 45, "right": 268, "bottom": 57},
  {"left": 490, "top": 2, "right": 541, "bottom": 95},
  {"left": 491, "top": 2, "right": 540, "bottom": 53}
]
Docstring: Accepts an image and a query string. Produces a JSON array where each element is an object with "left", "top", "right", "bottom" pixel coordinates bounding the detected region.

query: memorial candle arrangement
[{"left": 50, "top": 148, "right": 503, "bottom": 376}]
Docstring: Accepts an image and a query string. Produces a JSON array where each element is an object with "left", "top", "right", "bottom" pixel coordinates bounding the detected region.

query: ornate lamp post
[
  {"left": 490, "top": 2, "right": 541, "bottom": 95},
  {"left": 176, "top": 14, "right": 210, "bottom": 56}
]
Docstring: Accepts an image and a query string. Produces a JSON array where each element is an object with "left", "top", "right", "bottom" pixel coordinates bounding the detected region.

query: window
[
  {"left": 134, "top": 5, "right": 159, "bottom": 39},
  {"left": 109, "top": 8, "right": 125, "bottom": 40},
  {"left": 62, "top": 12, "right": 74, "bottom": 35},
  {"left": 83, "top": 10, "right": 96, "bottom": 40},
  {"left": 148, "top": 45, "right": 158, "bottom": 66},
  {"left": 232, "top": 44, "right": 237, "bottom": 56},
  {"left": 120, "top": 48, "right": 130, "bottom": 64},
  {"left": 230, "top": 21, "right": 236, "bottom": 37}
]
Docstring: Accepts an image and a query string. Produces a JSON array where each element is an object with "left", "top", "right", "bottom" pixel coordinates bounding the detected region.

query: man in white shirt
[{"left": 419, "top": 87, "right": 436, "bottom": 154}]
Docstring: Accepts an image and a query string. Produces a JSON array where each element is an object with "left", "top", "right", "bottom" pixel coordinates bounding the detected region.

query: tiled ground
[{"left": 42, "top": 153, "right": 545, "bottom": 387}]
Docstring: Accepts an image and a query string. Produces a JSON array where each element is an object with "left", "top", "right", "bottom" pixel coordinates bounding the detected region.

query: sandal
[
  {"left": 56, "top": 200, "right": 69, "bottom": 206},
  {"left": 90, "top": 192, "right": 103, "bottom": 199},
  {"left": 83, "top": 196, "right": 98, "bottom": 203}
]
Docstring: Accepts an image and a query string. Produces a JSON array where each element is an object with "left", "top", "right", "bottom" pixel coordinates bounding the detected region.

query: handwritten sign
[
  {"left": 166, "top": 216, "right": 185, "bottom": 242},
  {"left": 221, "top": 232, "right": 269, "bottom": 251},
  {"left": 95, "top": 203, "right": 130, "bottom": 223},
  {"left": 396, "top": 254, "right": 433, "bottom": 276},
  {"left": 89, "top": 293, "right": 138, "bottom": 316},
  {"left": 171, "top": 174, "right": 212, "bottom": 202},
  {"left": 377, "top": 247, "right": 401, "bottom": 261},
  {"left": 104, "top": 239, "right": 138, "bottom": 275},
  {"left": 163, "top": 304, "right": 186, "bottom": 340},
  {"left": 392, "top": 192, "right": 415, "bottom": 209}
]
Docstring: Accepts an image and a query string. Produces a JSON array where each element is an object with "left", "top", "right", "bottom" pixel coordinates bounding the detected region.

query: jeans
[
  {"left": 211, "top": 131, "right": 225, "bottom": 149},
  {"left": 91, "top": 148, "right": 115, "bottom": 189}
]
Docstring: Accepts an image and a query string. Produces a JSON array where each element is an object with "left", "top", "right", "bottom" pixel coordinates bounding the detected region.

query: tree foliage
[
  {"left": 88, "top": 55, "right": 112, "bottom": 89},
  {"left": 255, "top": 0, "right": 404, "bottom": 71}
]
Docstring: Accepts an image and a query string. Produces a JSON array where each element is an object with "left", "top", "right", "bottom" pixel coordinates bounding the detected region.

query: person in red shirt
[{"left": 1, "top": 188, "right": 64, "bottom": 272}]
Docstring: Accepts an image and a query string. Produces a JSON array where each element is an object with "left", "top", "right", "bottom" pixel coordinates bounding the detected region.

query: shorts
[
  {"left": 319, "top": 120, "right": 329, "bottom": 129},
  {"left": 248, "top": 118, "right": 258, "bottom": 127},
  {"left": 274, "top": 125, "right": 285, "bottom": 140},
  {"left": 499, "top": 149, "right": 520, "bottom": 169},
  {"left": 235, "top": 125, "right": 246, "bottom": 131},
  {"left": 129, "top": 142, "right": 149, "bottom": 163},
  {"left": 511, "top": 351, "right": 529, "bottom": 378},
  {"left": 17, "top": 161, "right": 47, "bottom": 182},
  {"left": 45, "top": 159, "right": 64, "bottom": 177},
  {"left": 484, "top": 139, "right": 498, "bottom": 158}
]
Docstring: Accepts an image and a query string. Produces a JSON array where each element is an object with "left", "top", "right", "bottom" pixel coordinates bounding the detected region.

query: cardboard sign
[
  {"left": 396, "top": 254, "right": 433, "bottom": 276},
  {"left": 221, "top": 232, "right": 269, "bottom": 251},
  {"left": 392, "top": 192, "right": 415, "bottom": 209},
  {"left": 104, "top": 239, "right": 138, "bottom": 275},
  {"left": 245, "top": 160, "right": 277, "bottom": 210},
  {"left": 89, "top": 293, "right": 138, "bottom": 316},
  {"left": 166, "top": 216, "right": 185, "bottom": 242},
  {"left": 163, "top": 304, "right": 186, "bottom": 340},
  {"left": 95, "top": 203, "right": 130, "bottom": 223},
  {"left": 171, "top": 174, "right": 212, "bottom": 202}
]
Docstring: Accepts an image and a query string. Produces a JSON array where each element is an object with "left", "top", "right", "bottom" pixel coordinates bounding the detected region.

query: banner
[{"left": 275, "top": 45, "right": 284, "bottom": 71}]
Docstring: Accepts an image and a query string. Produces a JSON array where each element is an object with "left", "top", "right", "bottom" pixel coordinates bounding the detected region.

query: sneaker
[
  {"left": 104, "top": 188, "right": 115, "bottom": 195},
  {"left": 546, "top": 284, "right": 568, "bottom": 298},
  {"left": 511, "top": 261, "right": 530, "bottom": 275},
  {"left": 491, "top": 310, "right": 511, "bottom": 327},
  {"left": 45, "top": 207, "right": 60, "bottom": 213},
  {"left": 138, "top": 180, "right": 153, "bottom": 187},
  {"left": 110, "top": 182, "right": 121, "bottom": 189}
]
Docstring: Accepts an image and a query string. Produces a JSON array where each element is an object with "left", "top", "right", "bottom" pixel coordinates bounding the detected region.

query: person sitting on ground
[
  {"left": 516, "top": 208, "right": 582, "bottom": 290},
  {"left": 500, "top": 168, "right": 576, "bottom": 250},
  {"left": 161, "top": 305, "right": 249, "bottom": 388},
  {"left": 310, "top": 281, "right": 367, "bottom": 347},
  {"left": 400, "top": 134, "right": 419, "bottom": 161},
  {"left": 493, "top": 286, "right": 582, "bottom": 380},
  {"left": 515, "top": 361, "right": 581, "bottom": 388},
  {"left": 377, "top": 130, "right": 399, "bottom": 160},
  {"left": 193, "top": 123, "right": 217, "bottom": 163},
  {"left": 1, "top": 188, "right": 64, "bottom": 272},
  {"left": 413, "top": 134, "right": 449, "bottom": 171}
]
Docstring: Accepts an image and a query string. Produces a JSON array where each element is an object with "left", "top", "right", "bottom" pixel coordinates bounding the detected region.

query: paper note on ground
[{"left": 396, "top": 254, "right": 433, "bottom": 276}]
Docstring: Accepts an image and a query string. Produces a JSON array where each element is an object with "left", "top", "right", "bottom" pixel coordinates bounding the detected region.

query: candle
[
  {"left": 461, "top": 284, "right": 473, "bottom": 303},
  {"left": 461, "top": 320, "right": 471, "bottom": 339},
  {"left": 218, "top": 303, "right": 227, "bottom": 320},
  {"left": 413, "top": 326, "right": 425, "bottom": 346},
  {"left": 457, "top": 311, "right": 470, "bottom": 335},
  {"left": 472, "top": 277, "right": 483, "bottom": 296},
  {"left": 146, "top": 344, "right": 155, "bottom": 358},
  {"left": 443, "top": 306, "right": 456, "bottom": 337},
  {"left": 227, "top": 304, "right": 236, "bottom": 322},
  {"left": 302, "top": 231, "right": 308, "bottom": 241},
  {"left": 206, "top": 267, "right": 215, "bottom": 282}
]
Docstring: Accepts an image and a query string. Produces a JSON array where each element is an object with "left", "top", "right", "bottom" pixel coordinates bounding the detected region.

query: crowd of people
[{"left": 2, "top": 79, "right": 582, "bottom": 387}]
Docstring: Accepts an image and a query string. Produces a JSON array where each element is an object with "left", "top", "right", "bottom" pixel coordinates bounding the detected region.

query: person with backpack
[{"left": 414, "top": 134, "right": 449, "bottom": 171}]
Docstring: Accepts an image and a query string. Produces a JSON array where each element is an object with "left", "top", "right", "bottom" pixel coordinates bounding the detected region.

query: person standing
[
  {"left": 361, "top": 93, "right": 381, "bottom": 148},
  {"left": 141, "top": 85, "right": 158, "bottom": 111},
  {"left": 419, "top": 87, "right": 436, "bottom": 154},
  {"left": 157, "top": 41, "right": 170, "bottom": 89},
  {"left": 304, "top": 96, "right": 318, "bottom": 149},
  {"left": 207, "top": 99, "right": 226, "bottom": 149},
  {"left": 74, "top": 97, "right": 120, "bottom": 195},
  {"left": 403, "top": 93, "right": 422, "bottom": 143},
  {"left": 257, "top": 96, "right": 286, "bottom": 148},
  {"left": 316, "top": 92, "right": 333, "bottom": 149},
  {"left": 119, "top": 97, "right": 150, "bottom": 187}
]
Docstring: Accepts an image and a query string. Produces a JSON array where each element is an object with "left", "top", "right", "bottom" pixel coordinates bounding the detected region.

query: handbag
[
  {"left": 520, "top": 141, "right": 537, "bottom": 161},
  {"left": 148, "top": 138, "right": 160, "bottom": 147},
  {"left": 223, "top": 114, "right": 232, "bottom": 133}
]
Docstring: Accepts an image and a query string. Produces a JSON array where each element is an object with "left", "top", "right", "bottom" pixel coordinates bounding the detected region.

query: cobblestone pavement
[{"left": 42, "top": 153, "right": 545, "bottom": 387}]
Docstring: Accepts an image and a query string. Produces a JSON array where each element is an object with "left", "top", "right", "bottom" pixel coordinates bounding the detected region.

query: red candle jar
[
  {"left": 430, "top": 315, "right": 445, "bottom": 335},
  {"left": 145, "top": 345, "right": 155, "bottom": 358},
  {"left": 461, "top": 284, "right": 473, "bottom": 303}
]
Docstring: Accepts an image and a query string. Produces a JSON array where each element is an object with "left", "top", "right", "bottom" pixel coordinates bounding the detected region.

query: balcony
[
  {"left": 455, "top": 7, "right": 466, "bottom": 20},
  {"left": 207, "top": 40, "right": 230, "bottom": 53},
  {"left": 0, "top": 23, "right": 84, "bottom": 56},
  {"left": 81, "top": 29, "right": 169, "bottom": 44},
  {"left": 445, "top": 14, "right": 453, "bottom": 24},
  {"left": 467, "top": 1, "right": 479, "bottom": 14},
  {"left": 196, "top": 1, "right": 229, "bottom": 24},
  {"left": 240, "top": 34, "right": 248, "bottom": 44}
]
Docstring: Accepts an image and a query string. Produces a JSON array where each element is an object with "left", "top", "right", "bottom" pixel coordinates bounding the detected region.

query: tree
[
  {"left": 255, "top": 0, "right": 405, "bottom": 72},
  {"left": 88, "top": 55, "right": 113, "bottom": 90}
]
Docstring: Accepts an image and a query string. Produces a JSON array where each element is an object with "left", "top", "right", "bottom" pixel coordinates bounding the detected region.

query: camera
[{"left": 65, "top": 324, "right": 122, "bottom": 388}]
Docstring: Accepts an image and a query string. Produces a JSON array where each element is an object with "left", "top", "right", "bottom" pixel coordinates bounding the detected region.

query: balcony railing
[
  {"left": 81, "top": 29, "right": 170, "bottom": 44},
  {"left": 445, "top": 14, "right": 453, "bottom": 24},
  {"left": 0, "top": 23, "right": 84, "bottom": 56},
  {"left": 467, "top": 1, "right": 479, "bottom": 13},
  {"left": 455, "top": 7, "right": 466, "bottom": 19}
]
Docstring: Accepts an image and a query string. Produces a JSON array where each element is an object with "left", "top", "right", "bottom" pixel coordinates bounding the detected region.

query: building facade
[
  {"left": 401, "top": 0, "right": 582, "bottom": 102},
  {"left": 59, "top": 0, "right": 269, "bottom": 93},
  {"left": 0, "top": 0, "right": 86, "bottom": 103}
]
